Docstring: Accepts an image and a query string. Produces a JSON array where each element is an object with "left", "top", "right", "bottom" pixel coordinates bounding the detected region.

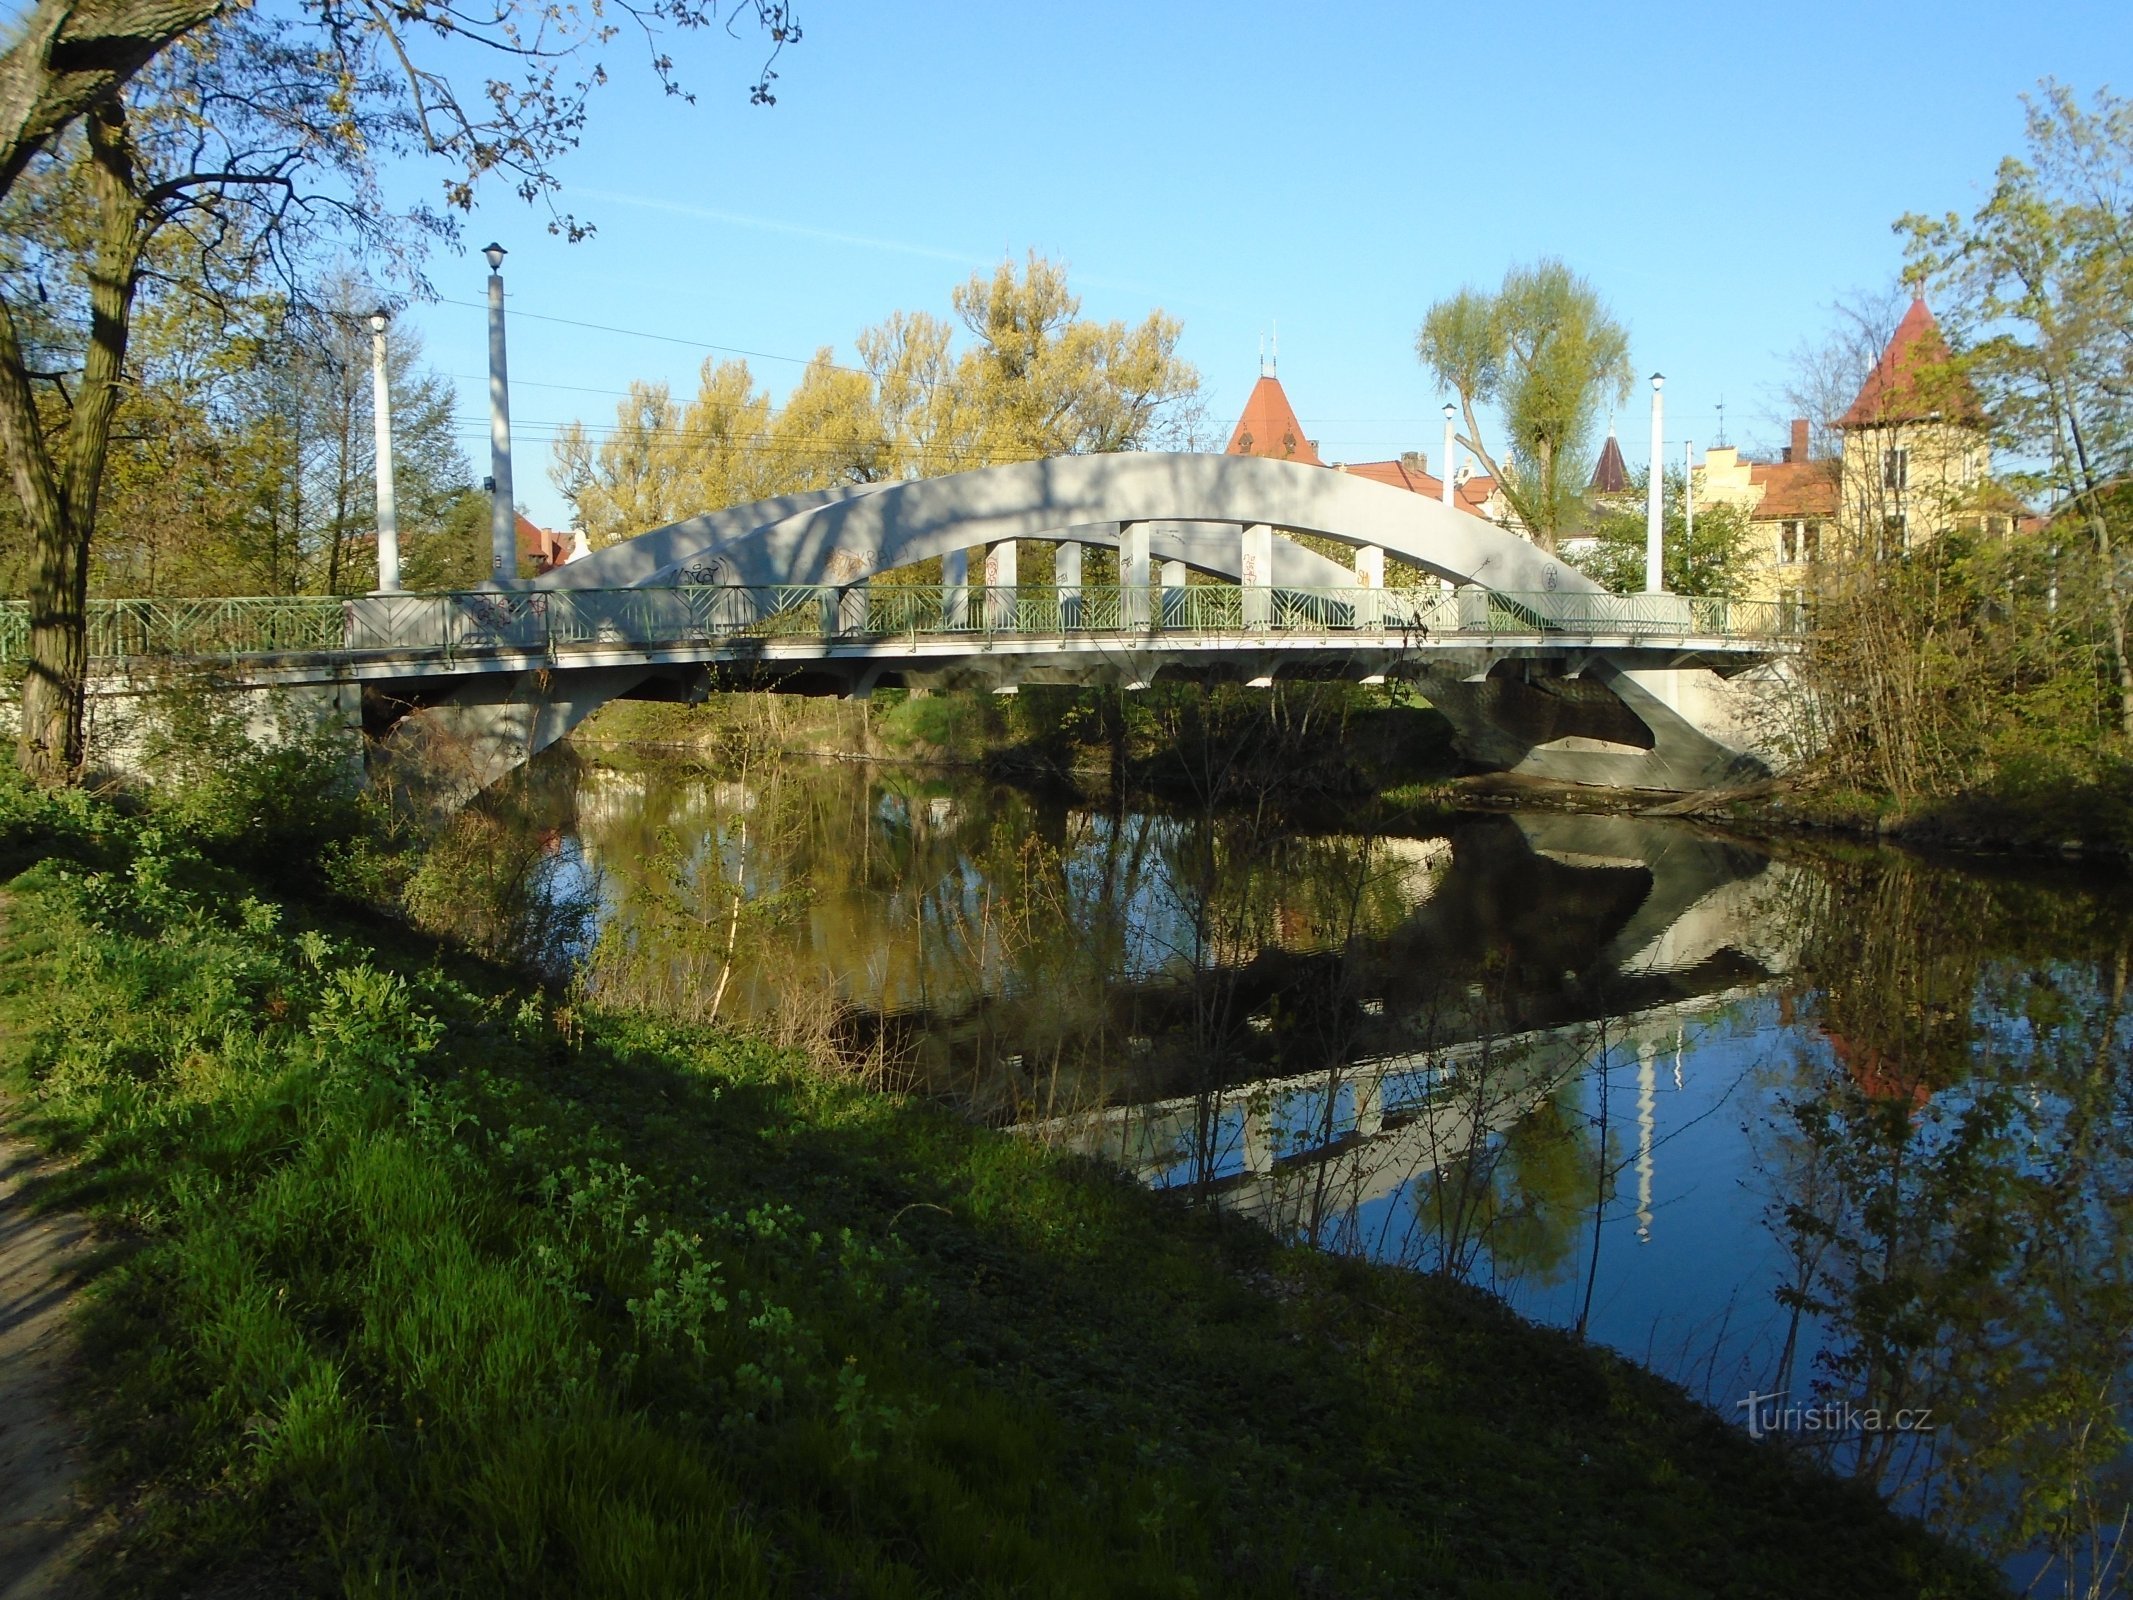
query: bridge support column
[
  {"left": 1355, "top": 543, "right": 1385, "bottom": 627},
  {"left": 1241, "top": 522, "right": 1273, "bottom": 627},
  {"left": 1119, "top": 521, "right": 1150, "bottom": 630},
  {"left": 1159, "top": 559, "right": 1187, "bottom": 627},
  {"left": 1054, "top": 539, "right": 1083, "bottom": 628},
  {"left": 983, "top": 539, "right": 1018, "bottom": 632},
  {"left": 941, "top": 546, "right": 969, "bottom": 630}
]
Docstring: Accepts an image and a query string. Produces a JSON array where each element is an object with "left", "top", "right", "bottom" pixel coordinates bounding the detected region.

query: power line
[{"left": 432, "top": 295, "right": 871, "bottom": 379}]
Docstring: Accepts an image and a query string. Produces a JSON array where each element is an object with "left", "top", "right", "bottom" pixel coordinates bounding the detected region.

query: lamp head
[
  {"left": 1442, "top": 402, "right": 1455, "bottom": 422},
  {"left": 1650, "top": 372, "right": 1665, "bottom": 391},
  {"left": 369, "top": 308, "right": 389, "bottom": 334},
  {"left": 482, "top": 242, "right": 507, "bottom": 273}
]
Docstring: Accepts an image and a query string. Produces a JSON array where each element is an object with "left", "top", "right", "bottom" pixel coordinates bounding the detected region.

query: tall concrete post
[
  {"left": 1241, "top": 522, "right": 1273, "bottom": 627},
  {"left": 1440, "top": 403, "right": 1456, "bottom": 507},
  {"left": 484, "top": 244, "right": 517, "bottom": 580},
  {"left": 368, "top": 310, "right": 401, "bottom": 593},
  {"left": 1055, "top": 538, "right": 1083, "bottom": 628},
  {"left": 1683, "top": 438, "right": 1695, "bottom": 554},
  {"left": 1119, "top": 521, "right": 1150, "bottom": 629},
  {"left": 1644, "top": 373, "right": 1666, "bottom": 594}
]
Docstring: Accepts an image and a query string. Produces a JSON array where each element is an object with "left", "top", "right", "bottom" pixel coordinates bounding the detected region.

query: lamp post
[
  {"left": 1683, "top": 437, "right": 1695, "bottom": 564},
  {"left": 1644, "top": 373, "right": 1665, "bottom": 594},
  {"left": 369, "top": 309, "right": 401, "bottom": 593},
  {"left": 1440, "top": 402, "right": 1456, "bottom": 507},
  {"left": 484, "top": 242, "right": 516, "bottom": 580}
]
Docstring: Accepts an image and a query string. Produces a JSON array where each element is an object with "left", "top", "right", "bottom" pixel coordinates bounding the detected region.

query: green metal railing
[{"left": 0, "top": 583, "right": 1807, "bottom": 669}]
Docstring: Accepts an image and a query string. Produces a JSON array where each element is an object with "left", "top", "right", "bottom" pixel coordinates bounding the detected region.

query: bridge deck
[{"left": 2, "top": 583, "right": 1804, "bottom": 687}]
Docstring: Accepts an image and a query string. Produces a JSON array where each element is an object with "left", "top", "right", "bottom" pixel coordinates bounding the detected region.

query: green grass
[{"left": 0, "top": 780, "right": 2005, "bottom": 1597}]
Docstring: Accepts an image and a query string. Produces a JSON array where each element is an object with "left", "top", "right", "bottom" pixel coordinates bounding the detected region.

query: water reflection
[{"left": 478, "top": 753, "right": 2130, "bottom": 1590}]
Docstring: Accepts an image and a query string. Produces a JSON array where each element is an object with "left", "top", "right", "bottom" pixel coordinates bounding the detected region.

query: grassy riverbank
[{"left": 0, "top": 776, "right": 2003, "bottom": 1597}]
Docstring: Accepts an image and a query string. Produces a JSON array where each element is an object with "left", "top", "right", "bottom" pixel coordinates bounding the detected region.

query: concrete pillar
[
  {"left": 1159, "top": 558, "right": 1187, "bottom": 627},
  {"left": 1645, "top": 373, "right": 1666, "bottom": 594},
  {"left": 369, "top": 313, "right": 401, "bottom": 593},
  {"left": 1441, "top": 405, "right": 1457, "bottom": 507},
  {"left": 486, "top": 264, "right": 517, "bottom": 580},
  {"left": 1354, "top": 543, "right": 1385, "bottom": 628},
  {"left": 942, "top": 546, "right": 969, "bottom": 630},
  {"left": 984, "top": 539, "right": 1018, "bottom": 632},
  {"left": 1119, "top": 521, "right": 1150, "bottom": 629},
  {"left": 1241, "top": 522, "right": 1273, "bottom": 627},
  {"left": 1055, "top": 539, "right": 1083, "bottom": 628},
  {"left": 839, "top": 579, "right": 870, "bottom": 636}
]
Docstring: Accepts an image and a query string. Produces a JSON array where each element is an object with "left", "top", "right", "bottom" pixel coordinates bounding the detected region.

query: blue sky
[{"left": 388, "top": 0, "right": 2132, "bottom": 531}]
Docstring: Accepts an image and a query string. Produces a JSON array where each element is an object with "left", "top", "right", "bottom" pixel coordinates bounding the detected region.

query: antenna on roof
[
  {"left": 1258, "top": 334, "right": 1266, "bottom": 377},
  {"left": 1715, "top": 395, "right": 1728, "bottom": 447},
  {"left": 1271, "top": 319, "right": 1278, "bottom": 373}
]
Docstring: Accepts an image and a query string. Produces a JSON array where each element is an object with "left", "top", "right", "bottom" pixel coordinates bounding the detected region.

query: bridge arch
[{"left": 536, "top": 452, "right": 1597, "bottom": 598}]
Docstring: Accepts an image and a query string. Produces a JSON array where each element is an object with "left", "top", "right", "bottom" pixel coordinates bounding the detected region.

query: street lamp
[
  {"left": 369, "top": 309, "right": 401, "bottom": 592},
  {"left": 1440, "top": 402, "right": 1456, "bottom": 507},
  {"left": 1645, "top": 373, "right": 1666, "bottom": 594},
  {"left": 484, "top": 243, "right": 516, "bottom": 579}
]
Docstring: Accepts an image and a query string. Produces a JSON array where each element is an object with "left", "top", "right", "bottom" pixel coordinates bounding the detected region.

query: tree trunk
[
  {"left": 3, "top": 95, "right": 143, "bottom": 783},
  {"left": 0, "top": 0, "right": 222, "bottom": 199}
]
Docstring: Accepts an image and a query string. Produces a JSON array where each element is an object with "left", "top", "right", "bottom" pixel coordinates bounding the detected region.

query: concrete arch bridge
[{"left": 29, "top": 454, "right": 1806, "bottom": 796}]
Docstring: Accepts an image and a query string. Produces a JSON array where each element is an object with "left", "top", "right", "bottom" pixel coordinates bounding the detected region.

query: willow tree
[
  {"left": 0, "top": 1, "right": 800, "bottom": 785},
  {"left": 1416, "top": 260, "right": 1633, "bottom": 554}
]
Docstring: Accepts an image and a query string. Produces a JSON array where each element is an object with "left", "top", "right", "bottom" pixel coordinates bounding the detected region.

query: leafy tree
[
  {"left": 1568, "top": 468, "right": 1759, "bottom": 598},
  {"left": 0, "top": 2, "right": 800, "bottom": 783},
  {"left": 1416, "top": 260, "right": 1633, "bottom": 554},
  {"left": 1900, "top": 80, "right": 2133, "bottom": 736},
  {"left": 946, "top": 252, "right": 1201, "bottom": 461},
  {"left": 401, "top": 488, "right": 495, "bottom": 592},
  {"left": 552, "top": 254, "right": 1201, "bottom": 544}
]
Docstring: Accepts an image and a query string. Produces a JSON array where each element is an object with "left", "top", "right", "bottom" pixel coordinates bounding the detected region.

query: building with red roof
[
  {"left": 1835, "top": 298, "right": 2006, "bottom": 557},
  {"left": 1696, "top": 419, "right": 1840, "bottom": 605},
  {"left": 1223, "top": 365, "right": 1518, "bottom": 533}
]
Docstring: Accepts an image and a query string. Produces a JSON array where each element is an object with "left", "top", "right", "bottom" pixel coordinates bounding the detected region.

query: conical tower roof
[
  {"left": 1589, "top": 427, "right": 1630, "bottom": 493},
  {"left": 1225, "top": 373, "right": 1322, "bottom": 465},
  {"left": 1839, "top": 298, "right": 1980, "bottom": 428}
]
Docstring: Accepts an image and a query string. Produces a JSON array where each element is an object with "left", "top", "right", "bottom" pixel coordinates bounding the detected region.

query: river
[{"left": 475, "top": 750, "right": 2132, "bottom": 1593}]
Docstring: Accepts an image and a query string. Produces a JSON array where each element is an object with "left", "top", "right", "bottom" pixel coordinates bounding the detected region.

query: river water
[{"left": 488, "top": 753, "right": 2131, "bottom": 1592}]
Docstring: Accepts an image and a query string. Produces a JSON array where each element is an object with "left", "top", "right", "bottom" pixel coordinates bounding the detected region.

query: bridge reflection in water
[
  {"left": 1006, "top": 812, "right": 1804, "bottom": 1255},
  {"left": 566, "top": 766, "right": 1806, "bottom": 1281}
]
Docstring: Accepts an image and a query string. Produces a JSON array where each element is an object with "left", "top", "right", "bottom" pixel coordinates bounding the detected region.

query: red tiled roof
[
  {"left": 1340, "top": 458, "right": 1496, "bottom": 517},
  {"left": 1746, "top": 460, "right": 1838, "bottom": 520},
  {"left": 1839, "top": 298, "right": 1980, "bottom": 429},
  {"left": 517, "top": 513, "right": 571, "bottom": 573},
  {"left": 1224, "top": 374, "right": 1323, "bottom": 466}
]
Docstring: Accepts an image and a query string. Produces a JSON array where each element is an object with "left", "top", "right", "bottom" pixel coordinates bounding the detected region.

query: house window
[{"left": 1883, "top": 447, "right": 1909, "bottom": 493}]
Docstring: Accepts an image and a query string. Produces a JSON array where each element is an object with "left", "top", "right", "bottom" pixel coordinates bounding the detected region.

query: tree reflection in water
[{"left": 470, "top": 746, "right": 2130, "bottom": 1591}]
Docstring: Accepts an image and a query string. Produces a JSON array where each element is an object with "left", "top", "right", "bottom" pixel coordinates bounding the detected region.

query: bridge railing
[{"left": 0, "top": 583, "right": 1807, "bottom": 667}]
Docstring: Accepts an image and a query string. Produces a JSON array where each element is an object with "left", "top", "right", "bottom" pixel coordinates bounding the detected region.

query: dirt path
[{"left": 0, "top": 1113, "right": 98, "bottom": 1600}]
